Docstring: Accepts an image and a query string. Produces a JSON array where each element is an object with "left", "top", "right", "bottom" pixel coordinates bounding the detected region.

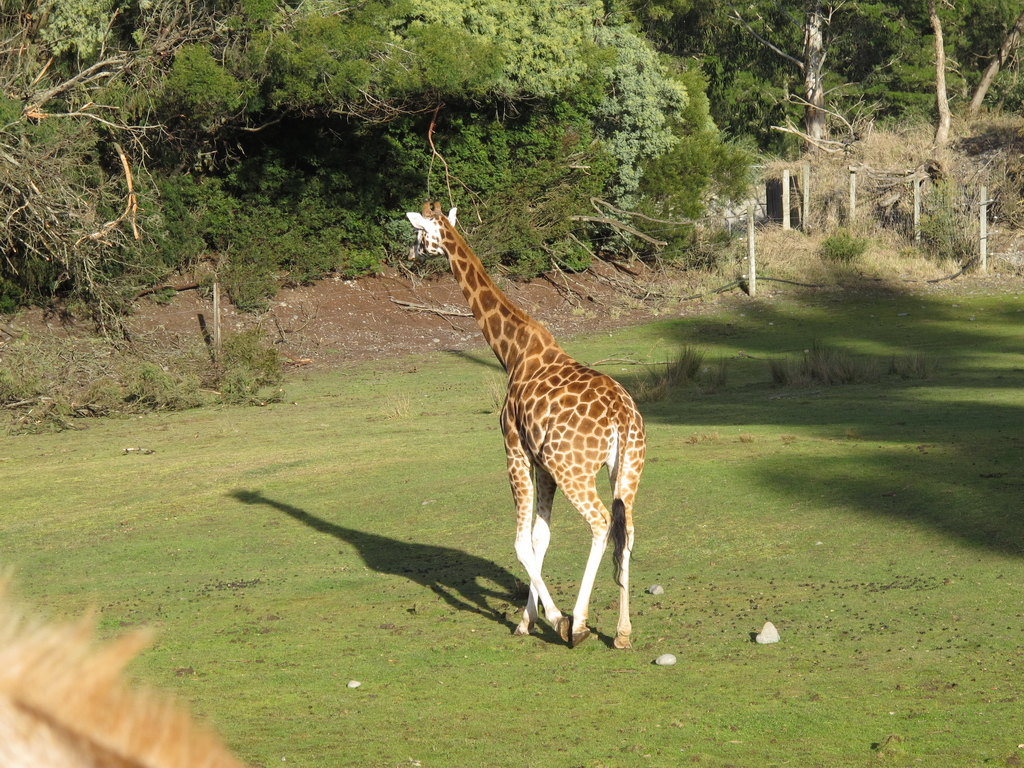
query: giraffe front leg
[{"left": 514, "top": 590, "right": 538, "bottom": 636}]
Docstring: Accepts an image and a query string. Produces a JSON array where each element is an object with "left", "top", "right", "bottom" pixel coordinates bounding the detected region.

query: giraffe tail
[{"left": 610, "top": 498, "right": 627, "bottom": 588}]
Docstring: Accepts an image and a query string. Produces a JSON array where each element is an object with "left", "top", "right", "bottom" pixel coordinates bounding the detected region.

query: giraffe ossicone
[{"left": 407, "top": 200, "right": 645, "bottom": 649}]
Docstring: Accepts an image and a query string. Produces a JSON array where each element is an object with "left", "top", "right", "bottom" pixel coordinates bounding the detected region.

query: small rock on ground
[
  {"left": 654, "top": 653, "right": 677, "bottom": 666},
  {"left": 755, "top": 621, "right": 780, "bottom": 644}
]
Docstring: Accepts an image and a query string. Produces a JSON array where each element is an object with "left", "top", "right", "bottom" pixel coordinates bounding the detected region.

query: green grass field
[{"left": 2, "top": 283, "right": 1023, "bottom": 767}]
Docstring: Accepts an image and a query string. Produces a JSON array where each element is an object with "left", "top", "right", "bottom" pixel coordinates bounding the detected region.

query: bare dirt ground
[
  {"left": 110, "top": 261, "right": 715, "bottom": 369},
  {"left": 6, "top": 253, "right": 1022, "bottom": 372}
]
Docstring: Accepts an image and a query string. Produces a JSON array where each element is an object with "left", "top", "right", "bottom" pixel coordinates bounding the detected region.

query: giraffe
[
  {"left": 0, "top": 579, "right": 246, "bottom": 768},
  {"left": 406, "top": 201, "right": 645, "bottom": 649}
]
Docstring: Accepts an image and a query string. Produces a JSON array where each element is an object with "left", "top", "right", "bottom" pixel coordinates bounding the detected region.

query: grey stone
[{"left": 654, "top": 653, "right": 677, "bottom": 666}]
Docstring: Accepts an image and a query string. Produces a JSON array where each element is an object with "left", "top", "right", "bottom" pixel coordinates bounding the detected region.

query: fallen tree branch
[
  {"left": 589, "top": 197, "right": 700, "bottom": 226},
  {"left": 75, "top": 142, "right": 140, "bottom": 246},
  {"left": 133, "top": 282, "right": 201, "bottom": 300},
  {"left": 771, "top": 123, "right": 851, "bottom": 153},
  {"left": 278, "top": 350, "right": 313, "bottom": 365},
  {"left": 389, "top": 298, "right": 473, "bottom": 317},
  {"left": 590, "top": 357, "right": 673, "bottom": 367},
  {"left": 24, "top": 56, "right": 128, "bottom": 115},
  {"left": 680, "top": 280, "right": 744, "bottom": 301},
  {"left": 756, "top": 277, "right": 826, "bottom": 288},
  {"left": 569, "top": 215, "right": 668, "bottom": 247},
  {"left": 926, "top": 265, "right": 971, "bottom": 283},
  {"left": 3, "top": 398, "right": 39, "bottom": 409},
  {"left": 0, "top": 321, "right": 24, "bottom": 339}
]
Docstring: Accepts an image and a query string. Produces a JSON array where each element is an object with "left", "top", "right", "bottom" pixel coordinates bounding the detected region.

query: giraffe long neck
[{"left": 439, "top": 224, "right": 565, "bottom": 375}]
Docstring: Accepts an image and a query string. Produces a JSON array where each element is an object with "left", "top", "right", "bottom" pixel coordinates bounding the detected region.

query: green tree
[
  {"left": 629, "top": 0, "right": 995, "bottom": 150},
  {"left": 2, "top": 0, "right": 761, "bottom": 319}
]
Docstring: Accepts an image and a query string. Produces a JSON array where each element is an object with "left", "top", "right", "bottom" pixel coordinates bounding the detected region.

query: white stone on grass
[
  {"left": 347, "top": 680, "right": 362, "bottom": 688},
  {"left": 755, "top": 621, "right": 780, "bottom": 644},
  {"left": 648, "top": 584, "right": 664, "bottom": 595},
  {"left": 654, "top": 653, "right": 677, "bottom": 666}
]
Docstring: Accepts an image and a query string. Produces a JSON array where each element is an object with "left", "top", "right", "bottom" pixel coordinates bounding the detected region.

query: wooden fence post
[
  {"left": 913, "top": 176, "right": 921, "bottom": 244},
  {"left": 747, "top": 203, "right": 756, "bottom": 298},
  {"left": 782, "top": 169, "right": 791, "bottom": 231},
  {"left": 213, "top": 280, "right": 222, "bottom": 361},
  {"left": 802, "top": 162, "right": 810, "bottom": 233},
  {"left": 848, "top": 167, "right": 857, "bottom": 224},
  {"left": 979, "top": 185, "right": 988, "bottom": 275}
]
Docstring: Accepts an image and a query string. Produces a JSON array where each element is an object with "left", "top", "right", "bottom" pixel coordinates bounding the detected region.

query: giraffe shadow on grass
[{"left": 231, "top": 490, "right": 564, "bottom": 640}]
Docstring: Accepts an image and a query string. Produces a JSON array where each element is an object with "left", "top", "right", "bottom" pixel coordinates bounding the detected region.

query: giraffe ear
[
  {"left": 406, "top": 211, "right": 428, "bottom": 229},
  {"left": 446, "top": 207, "right": 457, "bottom": 226}
]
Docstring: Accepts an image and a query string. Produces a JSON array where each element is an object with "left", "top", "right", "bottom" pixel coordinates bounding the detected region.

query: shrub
[
  {"left": 123, "top": 362, "right": 203, "bottom": 411},
  {"left": 217, "top": 329, "right": 282, "bottom": 404},
  {"left": 919, "top": 180, "right": 976, "bottom": 266},
  {"left": 0, "top": 329, "right": 281, "bottom": 433},
  {"left": 0, "top": 366, "right": 43, "bottom": 405},
  {"left": 819, "top": 230, "right": 869, "bottom": 263}
]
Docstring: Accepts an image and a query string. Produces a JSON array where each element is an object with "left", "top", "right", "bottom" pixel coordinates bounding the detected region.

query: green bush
[
  {"left": 0, "top": 366, "right": 42, "bottom": 405},
  {"left": 920, "top": 180, "right": 976, "bottom": 266},
  {"left": 163, "top": 45, "right": 252, "bottom": 129},
  {"left": 218, "top": 329, "right": 282, "bottom": 404},
  {"left": 0, "top": 279, "right": 20, "bottom": 315},
  {"left": 819, "top": 230, "right": 869, "bottom": 263},
  {"left": 124, "top": 362, "right": 203, "bottom": 411},
  {"left": 639, "top": 69, "right": 755, "bottom": 221}
]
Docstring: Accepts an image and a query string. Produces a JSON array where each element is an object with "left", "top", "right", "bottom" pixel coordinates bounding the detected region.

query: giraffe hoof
[
  {"left": 555, "top": 616, "right": 572, "bottom": 643},
  {"left": 513, "top": 621, "right": 535, "bottom": 637},
  {"left": 613, "top": 635, "right": 632, "bottom": 650},
  {"left": 570, "top": 628, "right": 592, "bottom": 648}
]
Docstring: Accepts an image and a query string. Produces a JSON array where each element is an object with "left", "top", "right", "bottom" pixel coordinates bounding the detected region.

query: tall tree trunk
[
  {"left": 968, "top": 7, "right": 1024, "bottom": 116},
  {"left": 929, "top": 0, "right": 951, "bottom": 147},
  {"left": 803, "top": 0, "right": 827, "bottom": 147}
]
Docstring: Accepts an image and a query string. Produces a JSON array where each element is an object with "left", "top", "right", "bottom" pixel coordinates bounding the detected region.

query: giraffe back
[{"left": 505, "top": 357, "right": 645, "bottom": 490}]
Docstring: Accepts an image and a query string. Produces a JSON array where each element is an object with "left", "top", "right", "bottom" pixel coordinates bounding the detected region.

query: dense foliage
[
  {"left": 2, "top": 0, "right": 1022, "bottom": 319},
  {"left": 635, "top": 0, "right": 1024, "bottom": 153}
]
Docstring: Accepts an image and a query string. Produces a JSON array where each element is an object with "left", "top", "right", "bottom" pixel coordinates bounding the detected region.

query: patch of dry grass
[
  {"left": 629, "top": 346, "right": 707, "bottom": 403},
  {"left": 483, "top": 374, "right": 507, "bottom": 414},
  {"left": 380, "top": 394, "right": 412, "bottom": 419},
  {"left": 0, "top": 327, "right": 281, "bottom": 432},
  {"left": 889, "top": 349, "right": 938, "bottom": 379},
  {"left": 770, "top": 342, "right": 881, "bottom": 387},
  {"left": 752, "top": 119, "right": 1023, "bottom": 283},
  {"left": 769, "top": 343, "right": 939, "bottom": 388}
]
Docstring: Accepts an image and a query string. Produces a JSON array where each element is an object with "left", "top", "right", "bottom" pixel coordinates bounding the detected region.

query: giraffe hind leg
[
  {"left": 611, "top": 498, "right": 635, "bottom": 649},
  {"left": 511, "top": 465, "right": 564, "bottom": 638},
  {"left": 557, "top": 480, "right": 609, "bottom": 649}
]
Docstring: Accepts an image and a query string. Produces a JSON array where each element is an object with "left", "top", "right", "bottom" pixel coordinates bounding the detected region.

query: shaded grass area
[{"left": 1, "top": 284, "right": 1023, "bottom": 766}]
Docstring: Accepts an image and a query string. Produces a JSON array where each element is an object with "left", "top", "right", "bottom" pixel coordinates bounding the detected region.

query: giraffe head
[{"left": 406, "top": 201, "right": 457, "bottom": 258}]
